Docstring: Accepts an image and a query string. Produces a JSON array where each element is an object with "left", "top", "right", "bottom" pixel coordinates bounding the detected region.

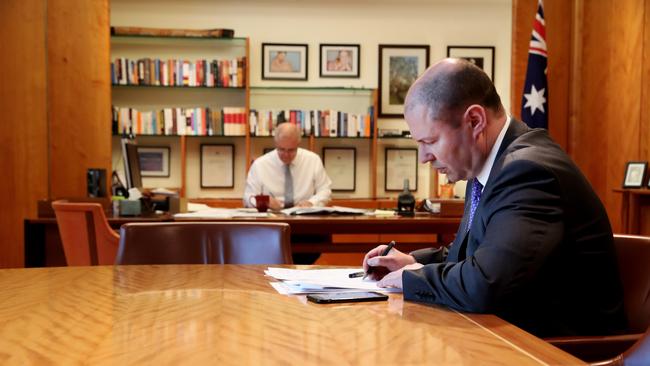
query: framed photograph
[
  {"left": 200, "top": 144, "right": 234, "bottom": 188},
  {"left": 137, "top": 146, "right": 170, "bottom": 177},
  {"left": 378, "top": 44, "right": 430, "bottom": 118},
  {"left": 447, "top": 46, "right": 495, "bottom": 81},
  {"left": 385, "top": 148, "right": 418, "bottom": 191},
  {"left": 262, "top": 43, "right": 308, "bottom": 81},
  {"left": 323, "top": 147, "right": 356, "bottom": 191},
  {"left": 623, "top": 161, "right": 647, "bottom": 188},
  {"left": 319, "top": 44, "right": 360, "bottom": 78}
]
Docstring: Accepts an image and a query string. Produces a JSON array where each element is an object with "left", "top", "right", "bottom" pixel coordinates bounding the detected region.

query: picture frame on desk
[
  {"left": 319, "top": 44, "right": 360, "bottom": 78},
  {"left": 623, "top": 161, "right": 647, "bottom": 188},
  {"left": 262, "top": 43, "right": 308, "bottom": 81},
  {"left": 378, "top": 44, "right": 430, "bottom": 118},
  {"left": 137, "top": 146, "right": 170, "bottom": 177},
  {"left": 447, "top": 46, "right": 495, "bottom": 81},
  {"left": 200, "top": 144, "right": 234, "bottom": 188},
  {"left": 385, "top": 148, "right": 418, "bottom": 191},
  {"left": 323, "top": 147, "right": 356, "bottom": 191}
]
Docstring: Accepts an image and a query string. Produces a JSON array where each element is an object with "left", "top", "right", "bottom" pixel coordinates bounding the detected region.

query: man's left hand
[
  {"left": 295, "top": 201, "right": 313, "bottom": 208},
  {"left": 376, "top": 263, "right": 424, "bottom": 289}
]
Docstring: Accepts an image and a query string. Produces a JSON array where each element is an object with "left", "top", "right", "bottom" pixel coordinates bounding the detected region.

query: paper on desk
[
  {"left": 174, "top": 208, "right": 271, "bottom": 219},
  {"left": 265, "top": 267, "right": 401, "bottom": 294},
  {"left": 280, "top": 205, "right": 368, "bottom": 216}
]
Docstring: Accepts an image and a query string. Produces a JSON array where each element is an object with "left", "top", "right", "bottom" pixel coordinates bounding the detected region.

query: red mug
[{"left": 249, "top": 194, "right": 270, "bottom": 212}]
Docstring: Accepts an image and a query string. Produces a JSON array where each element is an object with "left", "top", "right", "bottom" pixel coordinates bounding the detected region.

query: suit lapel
[{"left": 449, "top": 119, "right": 531, "bottom": 262}]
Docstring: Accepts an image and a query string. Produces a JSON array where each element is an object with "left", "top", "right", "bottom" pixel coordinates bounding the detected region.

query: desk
[
  {"left": 25, "top": 214, "right": 461, "bottom": 267},
  {"left": 0, "top": 265, "right": 583, "bottom": 365}
]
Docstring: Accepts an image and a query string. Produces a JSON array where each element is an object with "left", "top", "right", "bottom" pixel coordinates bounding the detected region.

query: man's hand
[
  {"left": 268, "top": 197, "right": 283, "bottom": 211},
  {"left": 377, "top": 263, "right": 424, "bottom": 289},
  {"left": 362, "top": 244, "right": 417, "bottom": 280},
  {"left": 295, "top": 200, "right": 313, "bottom": 208}
]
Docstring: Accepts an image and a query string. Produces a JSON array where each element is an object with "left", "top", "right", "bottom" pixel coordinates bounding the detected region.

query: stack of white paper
[
  {"left": 174, "top": 208, "right": 271, "bottom": 219},
  {"left": 265, "top": 267, "right": 401, "bottom": 295}
]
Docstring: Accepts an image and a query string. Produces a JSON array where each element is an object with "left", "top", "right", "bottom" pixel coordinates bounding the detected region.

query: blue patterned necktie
[
  {"left": 468, "top": 178, "right": 483, "bottom": 231},
  {"left": 284, "top": 164, "right": 294, "bottom": 208}
]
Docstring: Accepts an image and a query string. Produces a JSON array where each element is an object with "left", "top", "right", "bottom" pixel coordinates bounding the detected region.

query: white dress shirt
[{"left": 244, "top": 148, "right": 332, "bottom": 207}]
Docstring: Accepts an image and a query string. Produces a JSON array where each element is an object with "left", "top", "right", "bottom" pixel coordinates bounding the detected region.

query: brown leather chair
[
  {"left": 592, "top": 326, "right": 650, "bottom": 366},
  {"left": 546, "top": 234, "right": 650, "bottom": 361},
  {"left": 115, "top": 222, "right": 292, "bottom": 264},
  {"left": 52, "top": 200, "right": 120, "bottom": 266}
]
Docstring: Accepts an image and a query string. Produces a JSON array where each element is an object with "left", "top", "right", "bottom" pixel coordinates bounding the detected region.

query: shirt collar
[{"left": 475, "top": 115, "right": 511, "bottom": 188}]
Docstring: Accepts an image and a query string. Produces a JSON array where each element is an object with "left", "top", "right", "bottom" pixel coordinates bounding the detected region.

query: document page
[{"left": 265, "top": 267, "right": 401, "bottom": 294}]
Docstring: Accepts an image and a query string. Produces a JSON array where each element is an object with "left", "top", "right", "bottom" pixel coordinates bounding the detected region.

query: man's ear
[{"left": 463, "top": 104, "right": 487, "bottom": 140}]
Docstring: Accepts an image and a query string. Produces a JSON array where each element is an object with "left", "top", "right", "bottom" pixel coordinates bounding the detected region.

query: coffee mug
[{"left": 249, "top": 194, "right": 270, "bottom": 212}]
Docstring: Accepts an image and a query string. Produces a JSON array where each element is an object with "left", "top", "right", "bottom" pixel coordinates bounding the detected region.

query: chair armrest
[{"left": 545, "top": 333, "right": 642, "bottom": 362}]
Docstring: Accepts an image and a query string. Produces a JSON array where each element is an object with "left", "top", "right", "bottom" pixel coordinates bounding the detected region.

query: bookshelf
[
  {"left": 110, "top": 33, "right": 250, "bottom": 198},
  {"left": 109, "top": 31, "right": 428, "bottom": 203}
]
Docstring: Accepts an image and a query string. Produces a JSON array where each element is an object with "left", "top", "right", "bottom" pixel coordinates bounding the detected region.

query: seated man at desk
[
  {"left": 244, "top": 122, "right": 332, "bottom": 210},
  {"left": 362, "top": 58, "right": 626, "bottom": 338}
]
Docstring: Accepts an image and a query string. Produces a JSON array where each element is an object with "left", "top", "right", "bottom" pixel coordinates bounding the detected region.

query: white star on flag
[{"left": 523, "top": 84, "right": 546, "bottom": 116}]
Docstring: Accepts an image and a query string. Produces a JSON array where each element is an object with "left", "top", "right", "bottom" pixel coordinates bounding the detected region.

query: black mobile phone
[{"left": 306, "top": 292, "right": 389, "bottom": 304}]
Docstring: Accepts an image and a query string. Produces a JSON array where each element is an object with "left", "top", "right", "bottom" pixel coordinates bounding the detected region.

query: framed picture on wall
[
  {"left": 137, "top": 146, "right": 170, "bottom": 177},
  {"left": 323, "top": 147, "right": 356, "bottom": 191},
  {"left": 447, "top": 46, "right": 495, "bottom": 81},
  {"left": 200, "top": 144, "right": 234, "bottom": 188},
  {"left": 378, "top": 44, "right": 430, "bottom": 118},
  {"left": 623, "top": 161, "right": 647, "bottom": 188},
  {"left": 319, "top": 44, "right": 360, "bottom": 78},
  {"left": 385, "top": 148, "right": 418, "bottom": 191},
  {"left": 262, "top": 43, "right": 308, "bottom": 81}
]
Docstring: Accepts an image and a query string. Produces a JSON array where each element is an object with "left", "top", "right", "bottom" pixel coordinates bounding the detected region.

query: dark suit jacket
[{"left": 404, "top": 119, "right": 626, "bottom": 337}]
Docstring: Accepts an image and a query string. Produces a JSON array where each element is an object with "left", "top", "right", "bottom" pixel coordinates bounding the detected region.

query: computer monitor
[{"left": 121, "top": 138, "right": 143, "bottom": 190}]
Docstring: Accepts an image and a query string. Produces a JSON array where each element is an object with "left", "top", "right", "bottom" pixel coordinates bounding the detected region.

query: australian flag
[{"left": 521, "top": 0, "right": 548, "bottom": 129}]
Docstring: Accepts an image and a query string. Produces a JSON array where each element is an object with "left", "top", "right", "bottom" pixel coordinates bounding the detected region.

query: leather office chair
[
  {"left": 115, "top": 222, "right": 292, "bottom": 264},
  {"left": 546, "top": 234, "right": 650, "bottom": 362},
  {"left": 52, "top": 200, "right": 120, "bottom": 266},
  {"left": 592, "top": 326, "right": 650, "bottom": 366}
]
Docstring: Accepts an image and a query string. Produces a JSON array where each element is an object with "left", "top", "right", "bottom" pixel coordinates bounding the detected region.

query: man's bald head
[
  {"left": 405, "top": 58, "right": 504, "bottom": 126},
  {"left": 274, "top": 122, "right": 301, "bottom": 144}
]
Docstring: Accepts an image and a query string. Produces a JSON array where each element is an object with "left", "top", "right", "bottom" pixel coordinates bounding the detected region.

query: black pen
[{"left": 348, "top": 241, "right": 396, "bottom": 279}]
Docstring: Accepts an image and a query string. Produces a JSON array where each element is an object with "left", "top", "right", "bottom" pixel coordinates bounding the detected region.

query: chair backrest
[
  {"left": 613, "top": 234, "right": 650, "bottom": 333},
  {"left": 116, "top": 222, "right": 292, "bottom": 265},
  {"left": 52, "top": 200, "right": 120, "bottom": 266}
]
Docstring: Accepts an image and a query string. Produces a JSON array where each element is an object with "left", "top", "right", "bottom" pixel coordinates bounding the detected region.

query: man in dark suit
[{"left": 363, "top": 58, "right": 626, "bottom": 337}]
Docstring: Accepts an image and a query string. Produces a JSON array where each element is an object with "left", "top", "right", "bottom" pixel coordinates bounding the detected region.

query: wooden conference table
[{"left": 0, "top": 265, "right": 583, "bottom": 365}]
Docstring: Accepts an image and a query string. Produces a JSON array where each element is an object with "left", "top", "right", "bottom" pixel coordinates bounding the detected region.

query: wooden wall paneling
[
  {"left": 605, "top": 0, "right": 645, "bottom": 232},
  {"left": 511, "top": 0, "right": 538, "bottom": 124},
  {"left": 0, "top": 1, "right": 49, "bottom": 268},
  {"left": 642, "top": 0, "right": 650, "bottom": 168},
  {"left": 573, "top": 0, "right": 644, "bottom": 232},
  {"left": 47, "top": 0, "right": 111, "bottom": 199}
]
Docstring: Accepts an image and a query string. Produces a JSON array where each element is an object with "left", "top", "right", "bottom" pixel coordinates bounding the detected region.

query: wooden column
[{"left": 0, "top": 0, "right": 49, "bottom": 268}]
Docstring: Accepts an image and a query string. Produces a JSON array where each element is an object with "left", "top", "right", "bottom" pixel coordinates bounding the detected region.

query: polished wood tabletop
[{"left": 0, "top": 265, "right": 583, "bottom": 365}]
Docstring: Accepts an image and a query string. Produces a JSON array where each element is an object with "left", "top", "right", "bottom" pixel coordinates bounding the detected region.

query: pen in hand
[{"left": 348, "top": 241, "right": 396, "bottom": 279}]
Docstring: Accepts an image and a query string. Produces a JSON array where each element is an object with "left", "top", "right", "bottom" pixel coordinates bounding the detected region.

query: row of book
[
  {"left": 249, "top": 108, "right": 374, "bottom": 137},
  {"left": 110, "top": 57, "right": 246, "bottom": 88},
  {"left": 112, "top": 106, "right": 247, "bottom": 136}
]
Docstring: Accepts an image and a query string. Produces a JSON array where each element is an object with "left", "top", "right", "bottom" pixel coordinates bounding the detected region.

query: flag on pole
[{"left": 521, "top": 0, "right": 548, "bottom": 129}]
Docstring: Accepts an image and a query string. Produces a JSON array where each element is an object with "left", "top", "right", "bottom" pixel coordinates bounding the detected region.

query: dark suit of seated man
[{"left": 362, "top": 58, "right": 626, "bottom": 338}]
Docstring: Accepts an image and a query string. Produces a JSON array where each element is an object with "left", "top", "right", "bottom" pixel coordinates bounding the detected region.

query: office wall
[
  {"left": 0, "top": 0, "right": 110, "bottom": 268},
  {"left": 511, "top": 0, "right": 650, "bottom": 232},
  {"left": 110, "top": 0, "right": 513, "bottom": 199},
  {"left": 0, "top": 1, "right": 49, "bottom": 268}
]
